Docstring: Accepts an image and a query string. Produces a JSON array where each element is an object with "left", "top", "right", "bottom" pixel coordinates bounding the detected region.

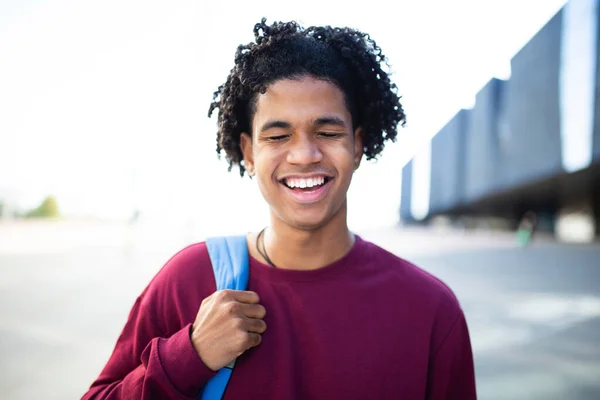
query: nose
[{"left": 286, "top": 133, "right": 323, "bottom": 165}]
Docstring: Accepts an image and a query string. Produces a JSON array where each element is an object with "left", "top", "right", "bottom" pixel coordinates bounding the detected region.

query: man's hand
[{"left": 191, "top": 290, "right": 267, "bottom": 371}]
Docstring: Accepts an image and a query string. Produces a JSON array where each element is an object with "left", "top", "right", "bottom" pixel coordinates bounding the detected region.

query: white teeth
[{"left": 284, "top": 177, "right": 326, "bottom": 189}]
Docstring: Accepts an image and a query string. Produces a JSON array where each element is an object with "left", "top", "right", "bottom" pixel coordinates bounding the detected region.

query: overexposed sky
[{"left": 0, "top": 0, "right": 567, "bottom": 231}]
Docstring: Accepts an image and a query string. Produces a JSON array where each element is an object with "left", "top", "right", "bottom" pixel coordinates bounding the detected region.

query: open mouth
[
  {"left": 280, "top": 176, "right": 332, "bottom": 191},
  {"left": 279, "top": 175, "right": 333, "bottom": 203}
]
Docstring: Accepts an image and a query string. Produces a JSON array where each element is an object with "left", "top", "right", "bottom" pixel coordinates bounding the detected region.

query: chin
[
  {"left": 289, "top": 219, "right": 328, "bottom": 231},
  {"left": 279, "top": 207, "right": 339, "bottom": 231},
  {"left": 267, "top": 188, "right": 348, "bottom": 231}
]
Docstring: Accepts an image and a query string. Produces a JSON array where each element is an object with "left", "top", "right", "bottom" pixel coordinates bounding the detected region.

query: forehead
[{"left": 252, "top": 77, "right": 351, "bottom": 130}]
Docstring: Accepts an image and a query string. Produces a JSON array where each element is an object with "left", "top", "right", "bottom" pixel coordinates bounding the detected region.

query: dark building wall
[
  {"left": 429, "top": 110, "right": 468, "bottom": 213},
  {"left": 464, "top": 79, "right": 504, "bottom": 202},
  {"left": 594, "top": 4, "right": 600, "bottom": 163},
  {"left": 592, "top": 5, "right": 600, "bottom": 232},
  {"left": 400, "top": 160, "right": 413, "bottom": 221},
  {"left": 401, "top": 3, "right": 600, "bottom": 227},
  {"left": 499, "top": 11, "right": 564, "bottom": 188},
  {"left": 592, "top": 2, "right": 600, "bottom": 233}
]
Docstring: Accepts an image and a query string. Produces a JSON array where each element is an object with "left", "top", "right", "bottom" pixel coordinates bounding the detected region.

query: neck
[{"left": 263, "top": 201, "right": 355, "bottom": 271}]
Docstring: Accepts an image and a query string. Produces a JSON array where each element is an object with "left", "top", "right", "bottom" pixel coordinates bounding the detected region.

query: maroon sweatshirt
[{"left": 82, "top": 235, "right": 476, "bottom": 399}]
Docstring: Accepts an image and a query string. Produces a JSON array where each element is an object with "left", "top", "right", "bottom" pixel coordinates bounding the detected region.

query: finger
[
  {"left": 241, "top": 303, "right": 267, "bottom": 319},
  {"left": 228, "top": 290, "right": 260, "bottom": 304},
  {"left": 245, "top": 317, "right": 267, "bottom": 334},
  {"left": 245, "top": 332, "right": 262, "bottom": 349}
]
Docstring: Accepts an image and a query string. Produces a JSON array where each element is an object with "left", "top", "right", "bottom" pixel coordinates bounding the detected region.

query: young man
[{"left": 83, "top": 19, "right": 476, "bottom": 399}]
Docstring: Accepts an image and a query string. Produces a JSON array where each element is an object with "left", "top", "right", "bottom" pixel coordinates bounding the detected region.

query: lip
[
  {"left": 280, "top": 178, "right": 333, "bottom": 204},
  {"left": 278, "top": 173, "right": 333, "bottom": 181}
]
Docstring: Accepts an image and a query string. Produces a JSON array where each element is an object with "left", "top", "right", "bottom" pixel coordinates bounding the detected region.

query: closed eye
[
  {"left": 266, "top": 134, "right": 290, "bottom": 141},
  {"left": 318, "top": 132, "right": 343, "bottom": 138}
]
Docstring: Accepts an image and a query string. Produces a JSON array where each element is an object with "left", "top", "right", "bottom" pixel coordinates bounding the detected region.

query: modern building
[{"left": 400, "top": 0, "right": 600, "bottom": 237}]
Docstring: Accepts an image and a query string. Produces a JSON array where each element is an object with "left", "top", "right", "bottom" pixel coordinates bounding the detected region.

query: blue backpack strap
[
  {"left": 205, "top": 235, "right": 250, "bottom": 292},
  {"left": 199, "top": 235, "right": 249, "bottom": 400}
]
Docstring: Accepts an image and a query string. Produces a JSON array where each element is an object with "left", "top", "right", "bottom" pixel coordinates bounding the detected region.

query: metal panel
[
  {"left": 400, "top": 160, "right": 413, "bottom": 221},
  {"left": 594, "top": 0, "right": 600, "bottom": 162},
  {"left": 499, "top": 11, "right": 564, "bottom": 188},
  {"left": 464, "top": 79, "right": 504, "bottom": 202},
  {"left": 429, "top": 110, "right": 468, "bottom": 213}
]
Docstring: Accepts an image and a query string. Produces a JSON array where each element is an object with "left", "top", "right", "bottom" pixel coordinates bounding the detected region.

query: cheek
[
  {"left": 254, "top": 149, "right": 281, "bottom": 189},
  {"left": 325, "top": 144, "right": 355, "bottom": 169}
]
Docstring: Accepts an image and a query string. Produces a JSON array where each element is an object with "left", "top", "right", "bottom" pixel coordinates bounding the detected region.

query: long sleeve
[
  {"left": 426, "top": 311, "right": 477, "bottom": 400},
  {"left": 81, "top": 296, "right": 216, "bottom": 399},
  {"left": 81, "top": 243, "right": 219, "bottom": 399}
]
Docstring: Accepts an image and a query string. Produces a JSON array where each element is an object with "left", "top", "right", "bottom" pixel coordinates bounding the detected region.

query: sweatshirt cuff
[{"left": 158, "top": 323, "right": 217, "bottom": 396}]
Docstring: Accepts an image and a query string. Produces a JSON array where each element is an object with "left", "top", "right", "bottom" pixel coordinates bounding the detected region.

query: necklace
[{"left": 256, "top": 227, "right": 277, "bottom": 268}]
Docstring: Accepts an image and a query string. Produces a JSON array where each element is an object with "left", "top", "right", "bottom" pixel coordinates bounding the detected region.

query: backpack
[{"left": 199, "top": 235, "right": 250, "bottom": 400}]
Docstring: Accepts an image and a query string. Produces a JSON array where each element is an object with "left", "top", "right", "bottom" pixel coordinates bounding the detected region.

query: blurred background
[{"left": 1, "top": 0, "right": 599, "bottom": 398}]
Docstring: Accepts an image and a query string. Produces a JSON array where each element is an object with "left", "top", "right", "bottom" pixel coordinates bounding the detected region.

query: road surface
[{"left": 0, "top": 220, "right": 598, "bottom": 399}]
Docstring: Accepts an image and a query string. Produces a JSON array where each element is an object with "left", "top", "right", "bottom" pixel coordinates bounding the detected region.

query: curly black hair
[{"left": 208, "top": 18, "right": 406, "bottom": 176}]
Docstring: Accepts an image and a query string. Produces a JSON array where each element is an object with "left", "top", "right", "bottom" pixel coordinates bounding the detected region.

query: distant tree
[{"left": 24, "top": 195, "right": 60, "bottom": 219}]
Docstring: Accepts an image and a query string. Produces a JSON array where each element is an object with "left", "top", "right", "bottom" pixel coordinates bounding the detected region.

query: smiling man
[{"left": 83, "top": 19, "right": 476, "bottom": 400}]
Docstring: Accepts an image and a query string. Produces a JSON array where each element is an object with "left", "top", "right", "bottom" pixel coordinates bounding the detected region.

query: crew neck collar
[{"left": 248, "top": 234, "right": 367, "bottom": 282}]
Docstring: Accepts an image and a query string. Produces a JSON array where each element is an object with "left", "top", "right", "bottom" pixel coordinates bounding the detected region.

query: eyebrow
[
  {"left": 259, "top": 116, "right": 348, "bottom": 133},
  {"left": 260, "top": 120, "right": 291, "bottom": 133},
  {"left": 313, "top": 116, "right": 347, "bottom": 129}
]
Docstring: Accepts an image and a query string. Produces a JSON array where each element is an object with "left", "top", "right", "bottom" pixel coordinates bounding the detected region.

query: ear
[
  {"left": 353, "top": 127, "right": 363, "bottom": 169},
  {"left": 240, "top": 132, "right": 254, "bottom": 173}
]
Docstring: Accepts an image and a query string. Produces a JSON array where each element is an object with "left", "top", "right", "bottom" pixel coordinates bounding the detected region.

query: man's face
[{"left": 240, "top": 76, "right": 362, "bottom": 230}]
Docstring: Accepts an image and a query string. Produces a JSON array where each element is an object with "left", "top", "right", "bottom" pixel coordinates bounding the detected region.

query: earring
[
  {"left": 354, "top": 162, "right": 360, "bottom": 169},
  {"left": 247, "top": 167, "right": 255, "bottom": 177}
]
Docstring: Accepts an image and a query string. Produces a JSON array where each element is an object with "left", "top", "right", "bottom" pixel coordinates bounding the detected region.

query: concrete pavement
[{"left": 1, "top": 220, "right": 598, "bottom": 399}]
